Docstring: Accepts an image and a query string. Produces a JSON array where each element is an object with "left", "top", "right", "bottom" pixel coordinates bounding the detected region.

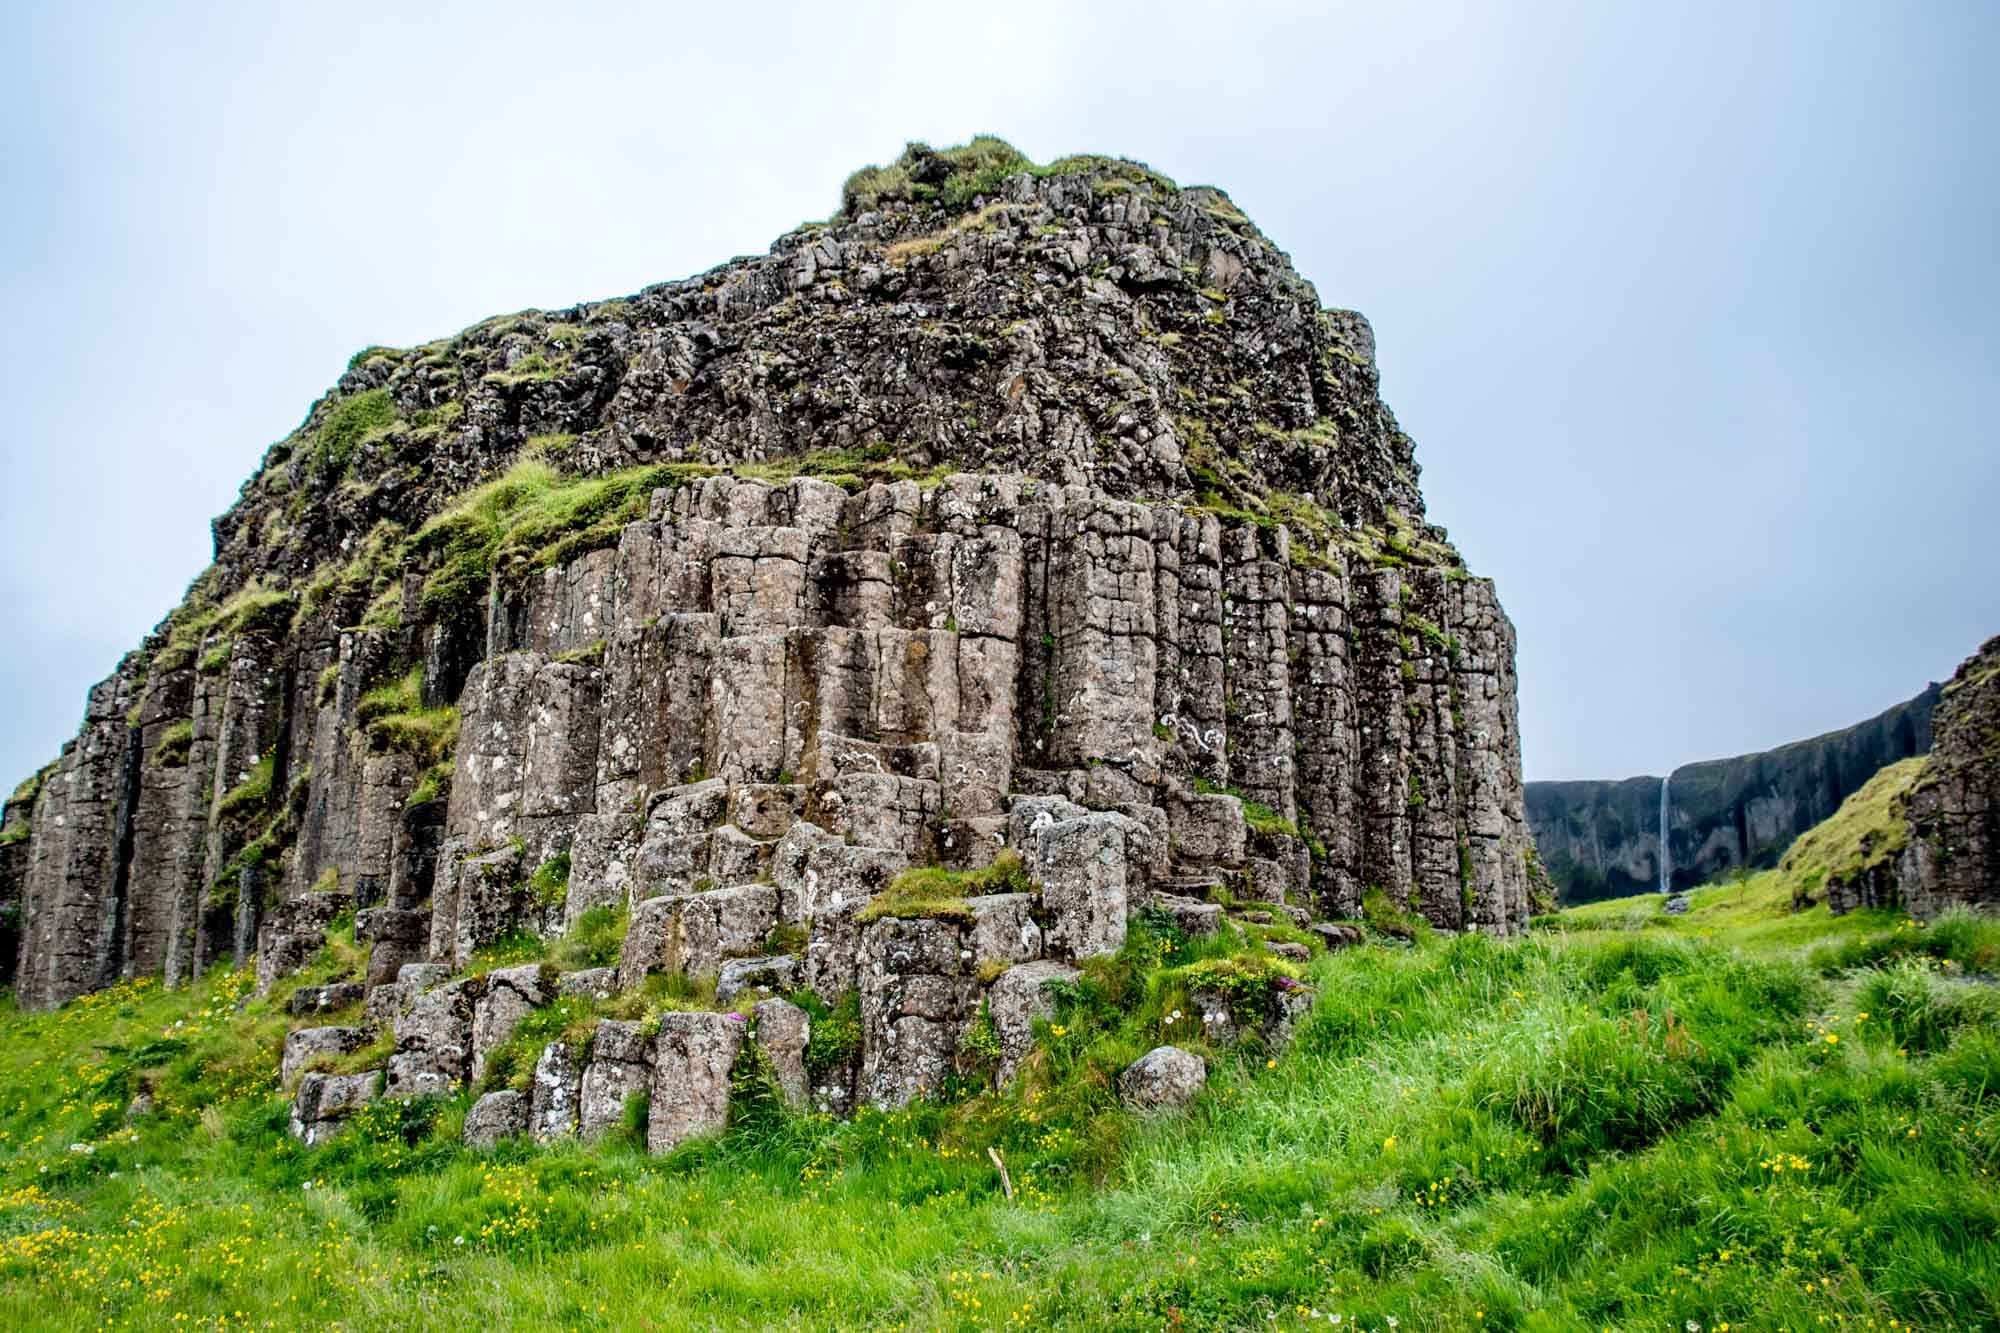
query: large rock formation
[
  {"left": 1526, "top": 684, "right": 1939, "bottom": 903},
  {"left": 4, "top": 140, "right": 1531, "bottom": 1129}
]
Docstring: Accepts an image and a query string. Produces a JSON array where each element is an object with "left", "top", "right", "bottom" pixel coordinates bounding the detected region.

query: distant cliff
[{"left": 1526, "top": 685, "right": 1939, "bottom": 904}]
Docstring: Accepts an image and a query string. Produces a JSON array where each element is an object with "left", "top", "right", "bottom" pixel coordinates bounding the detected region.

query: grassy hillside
[{"left": 0, "top": 883, "right": 1995, "bottom": 1330}]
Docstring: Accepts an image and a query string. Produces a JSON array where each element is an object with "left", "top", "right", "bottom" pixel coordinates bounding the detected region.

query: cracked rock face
[
  {"left": 648, "top": 1012, "right": 743, "bottom": 1153},
  {"left": 464, "top": 1089, "right": 527, "bottom": 1149},
  {"left": 577, "top": 1018, "right": 651, "bottom": 1139},
  {"left": 289, "top": 1070, "right": 382, "bottom": 1145},
  {"left": 1118, "top": 1046, "right": 1206, "bottom": 1112}
]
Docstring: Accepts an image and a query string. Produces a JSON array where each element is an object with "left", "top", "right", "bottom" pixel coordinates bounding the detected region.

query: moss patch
[
  {"left": 1779, "top": 755, "right": 1926, "bottom": 896},
  {"left": 856, "top": 851, "right": 1031, "bottom": 925}
]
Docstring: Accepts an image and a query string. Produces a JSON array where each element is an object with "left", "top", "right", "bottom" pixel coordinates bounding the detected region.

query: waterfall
[{"left": 1658, "top": 773, "right": 1672, "bottom": 894}]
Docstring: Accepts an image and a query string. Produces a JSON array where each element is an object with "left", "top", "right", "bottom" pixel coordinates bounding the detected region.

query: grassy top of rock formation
[{"left": 56, "top": 136, "right": 1472, "bottom": 754}]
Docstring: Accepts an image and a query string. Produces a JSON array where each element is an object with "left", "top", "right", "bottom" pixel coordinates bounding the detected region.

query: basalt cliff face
[
  {"left": 1526, "top": 685, "right": 1939, "bottom": 904},
  {"left": 1831, "top": 635, "right": 2000, "bottom": 919},
  {"left": 0, "top": 142, "right": 1529, "bottom": 1143}
]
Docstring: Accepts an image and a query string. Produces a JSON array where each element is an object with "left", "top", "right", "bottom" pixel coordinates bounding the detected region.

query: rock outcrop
[
  {"left": 1527, "top": 684, "right": 1939, "bottom": 903},
  {"left": 1891, "top": 637, "right": 2000, "bottom": 918},
  {"left": 1118, "top": 1045, "right": 1207, "bottom": 1111},
  {"left": 3, "top": 139, "right": 1533, "bottom": 1143}
]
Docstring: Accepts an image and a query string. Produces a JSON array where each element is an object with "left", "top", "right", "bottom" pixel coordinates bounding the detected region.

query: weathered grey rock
[
  {"left": 728, "top": 784, "right": 808, "bottom": 839},
  {"left": 287, "top": 983, "right": 365, "bottom": 1017},
  {"left": 1037, "top": 812, "right": 1150, "bottom": 959},
  {"left": 1118, "top": 1046, "right": 1206, "bottom": 1111},
  {"left": 578, "top": 1019, "right": 652, "bottom": 1138},
  {"left": 566, "top": 812, "right": 638, "bottom": 927},
  {"left": 356, "top": 907, "right": 429, "bottom": 989},
  {"left": 937, "top": 816, "right": 1009, "bottom": 870},
  {"left": 1193, "top": 979, "right": 1315, "bottom": 1050},
  {"left": 595, "top": 616, "right": 715, "bottom": 801},
  {"left": 431, "top": 844, "right": 526, "bottom": 968},
  {"left": 12, "top": 150, "right": 1537, "bottom": 1040},
  {"left": 648, "top": 1011, "right": 744, "bottom": 1153},
  {"left": 519, "top": 663, "right": 603, "bottom": 818},
  {"left": 752, "top": 997, "right": 811, "bottom": 1106},
  {"left": 859, "top": 916, "right": 975, "bottom": 1106},
  {"left": 1007, "top": 794, "right": 1089, "bottom": 857},
  {"left": 363, "top": 981, "right": 414, "bottom": 1026},
  {"left": 1152, "top": 893, "right": 1223, "bottom": 936},
  {"left": 988, "top": 960, "right": 1079, "bottom": 1084},
  {"left": 717, "top": 953, "right": 800, "bottom": 1002},
  {"left": 1236, "top": 858, "right": 1292, "bottom": 906},
  {"left": 772, "top": 819, "right": 842, "bottom": 922},
  {"left": 1168, "top": 793, "right": 1247, "bottom": 868},
  {"left": 387, "top": 976, "right": 478, "bottom": 1098},
  {"left": 633, "top": 780, "right": 730, "bottom": 892},
  {"left": 470, "top": 964, "right": 548, "bottom": 1085},
  {"left": 1266, "top": 984, "right": 1316, "bottom": 1049},
  {"left": 965, "top": 893, "right": 1042, "bottom": 967},
  {"left": 442, "top": 653, "right": 542, "bottom": 849},
  {"left": 556, "top": 966, "right": 618, "bottom": 999},
  {"left": 819, "top": 772, "right": 940, "bottom": 860},
  {"left": 647, "top": 778, "right": 732, "bottom": 837},
  {"left": 1266, "top": 940, "right": 1311, "bottom": 962},
  {"left": 618, "top": 884, "right": 779, "bottom": 986},
  {"left": 709, "top": 825, "right": 774, "bottom": 884},
  {"left": 1192, "top": 989, "right": 1245, "bottom": 1046},
  {"left": 1662, "top": 893, "right": 1691, "bottom": 916},
  {"left": 1893, "top": 636, "right": 2000, "bottom": 920},
  {"left": 397, "top": 962, "right": 454, "bottom": 991},
  {"left": 1082, "top": 765, "right": 1151, "bottom": 812},
  {"left": 463, "top": 1089, "right": 528, "bottom": 1148},
  {"left": 1308, "top": 922, "right": 1363, "bottom": 950},
  {"left": 282, "top": 1025, "right": 372, "bottom": 1085},
  {"left": 617, "top": 893, "right": 682, "bottom": 990},
  {"left": 799, "top": 842, "right": 911, "bottom": 1002},
  {"left": 290, "top": 1069, "right": 383, "bottom": 1145},
  {"left": 529, "top": 1041, "right": 582, "bottom": 1139},
  {"left": 255, "top": 892, "right": 350, "bottom": 996}
]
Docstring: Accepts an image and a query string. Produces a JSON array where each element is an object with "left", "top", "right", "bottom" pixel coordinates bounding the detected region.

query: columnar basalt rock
[
  {"left": 7, "top": 142, "right": 1539, "bottom": 1153},
  {"left": 289, "top": 1070, "right": 383, "bottom": 1145},
  {"left": 858, "top": 916, "right": 978, "bottom": 1106},
  {"left": 648, "top": 1012, "right": 743, "bottom": 1153},
  {"left": 578, "top": 1019, "right": 653, "bottom": 1138},
  {"left": 1894, "top": 638, "right": 2000, "bottom": 918}
]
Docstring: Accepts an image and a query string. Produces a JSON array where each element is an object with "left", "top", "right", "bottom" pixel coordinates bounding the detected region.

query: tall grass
[{"left": 0, "top": 887, "right": 1994, "bottom": 1329}]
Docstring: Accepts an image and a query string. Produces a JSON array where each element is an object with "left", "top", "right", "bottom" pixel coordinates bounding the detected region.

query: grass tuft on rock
[
  {"left": 1779, "top": 754, "right": 1925, "bottom": 898},
  {"left": 856, "top": 851, "right": 1031, "bottom": 925}
]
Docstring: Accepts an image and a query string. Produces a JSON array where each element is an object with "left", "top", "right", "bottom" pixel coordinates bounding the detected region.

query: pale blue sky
[{"left": 1, "top": 1, "right": 1993, "bottom": 784}]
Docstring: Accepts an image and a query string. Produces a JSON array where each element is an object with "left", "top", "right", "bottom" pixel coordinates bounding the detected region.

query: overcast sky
[{"left": 1, "top": 1, "right": 1993, "bottom": 786}]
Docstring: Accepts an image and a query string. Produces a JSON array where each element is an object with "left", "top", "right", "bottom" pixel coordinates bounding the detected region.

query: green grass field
[{"left": 0, "top": 877, "right": 1995, "bottom": 1331}]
